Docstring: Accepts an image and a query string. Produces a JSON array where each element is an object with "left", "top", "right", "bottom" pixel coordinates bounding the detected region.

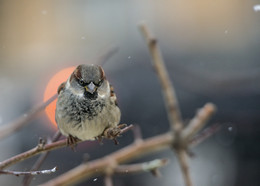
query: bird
[{"left": 55, "top": 64, "right": 122, "bottom": 145}]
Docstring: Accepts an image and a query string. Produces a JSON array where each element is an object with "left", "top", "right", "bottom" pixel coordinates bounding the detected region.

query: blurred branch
[
  {"left": 139, "top": 23, "right": 217, "bottom": 186},
  {"left": 104, "top": 175, "right": 113, "bottom": 186},
  {"left": 40, "top": 133, "right": 174, "bottom": 186},
  {"left": 0, "top": 94, "right": 57, "bottom": 140},
  {"left": 40, "top": 123, "right": 219, "bottom": 186},
  {"left": 132, "top": 124, "right": 143, "bottom": 143},
  {"left": 139, "top": 24, "right": 183, "bottom": 133},
  {"left": 139, "top": 23, "right": 193, "bottom": 186},
  {"left": 190, "top": 124, "right": 221, "bottom": 147},
  {"left": 182, "top": 103, "right": 216, "bottom": 141},
  {"left": 0, "top": 167, "right": 57, "bottom": 176},
  {"left": 175, "top": 149, "right": 192, "bottom": 186},
  {"left": 114, "top": 158, "right": 169, "bottom": 175}
]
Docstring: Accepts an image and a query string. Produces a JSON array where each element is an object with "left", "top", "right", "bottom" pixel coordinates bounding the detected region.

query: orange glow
[{"left": 44, "top": 66, "right": 75, "bottom": 127}]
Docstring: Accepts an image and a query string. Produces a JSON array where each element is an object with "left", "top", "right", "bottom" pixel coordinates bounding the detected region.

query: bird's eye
[
  {"left": 98, "top": 81, "right": 102, "bottom": 86},
  {"left": 78, "top": 79, "right": 85, "bottom": 86},
  {"left": 94, "top": 80, "right": 103, "bottom": 87}
]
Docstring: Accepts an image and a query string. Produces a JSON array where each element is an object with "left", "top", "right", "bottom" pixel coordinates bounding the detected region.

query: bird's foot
[
  {"left": 67, "top": 135, "right": 79, "bottom": 150},
  {"left": 102, "top": 124, "right": 127, "bottom": 145}
]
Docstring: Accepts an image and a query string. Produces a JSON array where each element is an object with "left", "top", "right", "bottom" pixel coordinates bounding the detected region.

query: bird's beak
[{"left": 85, "top": 82, "right": 97, "bottom": 94}]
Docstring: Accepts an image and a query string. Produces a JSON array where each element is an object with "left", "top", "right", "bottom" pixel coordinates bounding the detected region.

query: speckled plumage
[{"left": 55, "top": 64, "right": 121, "bottom": 141}]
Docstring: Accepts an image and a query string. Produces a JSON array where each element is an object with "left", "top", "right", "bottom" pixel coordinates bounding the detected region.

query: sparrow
[{"left": 55, "top": 64, "right": 122, "bottom": 145}]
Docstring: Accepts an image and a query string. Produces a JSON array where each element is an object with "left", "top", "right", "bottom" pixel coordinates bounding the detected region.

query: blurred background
[{"left": 0, "top": 0, "right": 260, "bottom": 185}]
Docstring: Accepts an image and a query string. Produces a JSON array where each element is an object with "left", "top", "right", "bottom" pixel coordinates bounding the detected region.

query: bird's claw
[
  {"left": 99, "top": 124, "right": 128, "bottom": 145},
  {"left": 67, "top": 135, "right": 79, "bottom": 151}
]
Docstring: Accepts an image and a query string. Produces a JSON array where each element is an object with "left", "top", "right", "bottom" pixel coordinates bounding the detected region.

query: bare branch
[
  {"left": 39, "top": 125, "right": 220, "bottom": 186},
  {"left": 114, "top": 159, "right": 169, "bottom": 175},
  {"left": 132, "top": 124, "right": 143, "bottom": 143},
  {"left": 119, "top": 124, "right": 133, "bottom": 135},
  {"left": 0, "top": 125, "right": 132, "bottom": 170},
  {"left": 190, "top": 124, "right": 221, "bottom": 147},
  {"left": 40, "top": 133, "right": 174, "bottom": 186},
  {"left": 104, "top": 175, "right": 113, "bottom": 186},
  {"left": 182, "top": 103, "right": 216, "bottom": 141},
  {"left": 0, "top": 138, "right": 67, "bottom": 170},
  {"left": 139, "top": 23, "right": 183, "bottom": 132},
  {"left": 0, "top": 167, "right": 57, "bottom": 177},
  {"left": 0, "top": 94, "right": 57, "bottom": 140},
  {"left": 176, "top": 149, "right": 192, "bottom": 186}
]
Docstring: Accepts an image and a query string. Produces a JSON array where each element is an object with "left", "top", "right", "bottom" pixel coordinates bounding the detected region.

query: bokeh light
[{"left": 43, "top": 66, "right": 75, "bottom": 127}]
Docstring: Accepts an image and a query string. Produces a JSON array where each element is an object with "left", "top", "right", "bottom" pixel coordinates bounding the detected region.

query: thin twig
[
  {"left": 182, "top": 103, "right": 216, "bottom": 141},
  {"left": 190, "top": 124, "right": 221, "bottom": 147},
  {"left": 0, "top": 94, "right": 57, "bottom": 140},
  {"left": 119, "top": 124, "right": 133, "bottom": 135},
  {"left": 0, "top": 167, "right": 57, "bottom": 176},
  {"left": 0, "top": 138, "right": 67, "bottom": 170},
  {"left": 22, "top": 131, "right": 62, "bottom": 186},
  {"left": 132, "top": 124, "right": 143, "bottom": 143},
  {"left": 0, "top": 125, "right": 133, "bottom": 170},
  {"left": 114, "top": 159, "right": 169, "bottom": 175},
  {"left": 104, "top": 175, "right": 113, "bottom": 186},
  {"left": 175, "top": 149, "right": 192, "bottom": 186},
  {"left": 139, "top": 23, "right": 183, "bottom": 132}
]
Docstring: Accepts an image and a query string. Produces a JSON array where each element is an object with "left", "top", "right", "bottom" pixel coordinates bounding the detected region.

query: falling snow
[
  {"left": 93, "top": 178, "right": 97, "bottom": 182},
  {"left": 253, "top": 5, "right": 260, "bottom": 12},
  {"left": 81, "top": 36, "right": 86, "bottom": 40},
  {"left": 128, "top": 56, "right": 131, "bottom": 59},
  {"left": 228, "top": 127, "right": 233, "bottom": 131}
]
